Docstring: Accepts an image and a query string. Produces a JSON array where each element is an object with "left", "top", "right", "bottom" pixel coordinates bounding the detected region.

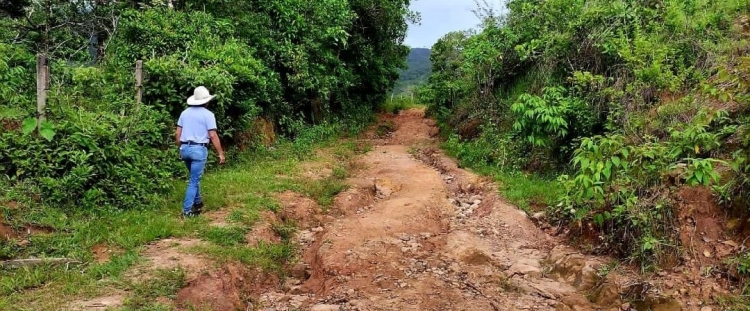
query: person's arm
[
  {"left": 175, "top": 126, "right": 182, "bottom": 147},
  {"left": 206, "top": 112, "right": 225, "bottom": 164},
  {"left": 176, "top": 113, "right": 184, "bottom": 147},
  {"left": 209, "top": 130, "right": 225, "bottom": 164}
]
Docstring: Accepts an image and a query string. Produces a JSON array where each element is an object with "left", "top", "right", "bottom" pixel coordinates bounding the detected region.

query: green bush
[
  {"left": 0, "top": 103, "right": 178, "bottom": 210},
  {"left": 0, "top": 43, "right": 35, "bottom": 109},
  {"left": 0, "top": 0, "right": 413, "bottom": 212},
  {"left": 443, "top": 125, "right": 524, "bottom": 172},
  {"left": 422, "top": 0, "right": 750, "bottom": 268}
]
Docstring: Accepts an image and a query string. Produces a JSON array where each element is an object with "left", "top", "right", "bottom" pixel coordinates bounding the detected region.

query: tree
[{"left": 0, "top": 0, "right": 30, "bottom": 18}]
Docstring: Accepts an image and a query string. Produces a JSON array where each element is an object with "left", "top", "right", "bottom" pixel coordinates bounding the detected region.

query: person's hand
[{"left": 219, "top": 153, "right": 226, "bottom": 165}]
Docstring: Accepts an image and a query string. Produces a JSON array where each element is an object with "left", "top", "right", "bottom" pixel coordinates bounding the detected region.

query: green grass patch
[
  {"left": 0, "top": 122, "right": 368, "bottom": 309},
  {"left": 199, "top": 226, "right": 248, "bottom": 247},
  {"left": 716, "top": 294, "right": 750, "bottom": 311},
  {"left": 190, "top": 242, "right": 295, "bottom": 273},
  {"left": 300, "top": 176, "right": 348, "bottom": 208},
  {"left": 491, "top": 171, "right": 562, "bottom": 213},
  {"left": 121, "top": 267, "right": 186, "bottom": 311},
  {"left": 0, "top": 251, "right": 139, "bottom": 310},
  {"left": 378, "top": 97, "right": 424, "bottom": 114},
  {"left": 271, "top": 221, "right": 296, "bottom": 240},
  {"left": 226, "top": 209, "right": 260, "bottom": 227},
  {"left": 441, "top": 133, "right": 562, "bottom": 213}
]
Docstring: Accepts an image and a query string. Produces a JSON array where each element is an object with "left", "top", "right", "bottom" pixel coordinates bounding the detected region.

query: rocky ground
[{"left": 255, "top": 109, "right": 634, "bottom": 311}]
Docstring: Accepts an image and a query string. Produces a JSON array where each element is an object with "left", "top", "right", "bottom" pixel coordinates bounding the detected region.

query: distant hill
[{"left": 392, "top": 48, "right": 431, "bottom": 95}]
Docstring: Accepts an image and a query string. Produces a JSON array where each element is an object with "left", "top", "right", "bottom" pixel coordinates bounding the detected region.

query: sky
[{"left": 404, "top": 0, "right": 484, "bottom": 48}]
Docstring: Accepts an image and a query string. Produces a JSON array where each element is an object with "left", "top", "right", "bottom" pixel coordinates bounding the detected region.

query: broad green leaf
[
  {"left": 40, "top": 128, "right": 55, "bottom": 141},
  {"left": 21, "top": 118, "right": 36, "bottom": 135},
  {"left": 580, "top": 158, "right": 590, "bottom": 169},
  {"left": 40, "top": 121, "right": 56, "bottom": 141},
  {"left": 694, "top": 170, "right": 704, "bottom": 184},
  {"left": 593, "top": 214, "right": 604, "bottom": 226},
  {"left": 611, "top": 156, "right": 621, "bottom": 167},
  {"left": 585, "top": 188, "right": 593, "bottom": 199}
]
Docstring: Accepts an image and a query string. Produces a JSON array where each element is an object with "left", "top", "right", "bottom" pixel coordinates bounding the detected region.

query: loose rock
[{"left": 310, "top": 304, "right": 341, "bottom": 311}]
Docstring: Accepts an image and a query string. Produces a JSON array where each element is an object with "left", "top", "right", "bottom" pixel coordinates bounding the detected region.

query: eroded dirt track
[
  {"left": 261, "top": 109, "right": 622, "bottom": 311},
  {"left": 63, "top": 109, "right": 741, "bottom": 311}
]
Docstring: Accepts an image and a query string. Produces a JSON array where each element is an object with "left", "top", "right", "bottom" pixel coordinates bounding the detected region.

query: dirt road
[
  {"left": 256, "top": 109, "right": 623, "bottom": 311},
  {"left": 65, "top": 108, "right": 734, "bottom": 311}
]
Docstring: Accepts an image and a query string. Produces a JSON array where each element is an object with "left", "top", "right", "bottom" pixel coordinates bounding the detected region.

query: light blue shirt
[{"left": 177, "top": 107, "right": 217, "bottom": 144}]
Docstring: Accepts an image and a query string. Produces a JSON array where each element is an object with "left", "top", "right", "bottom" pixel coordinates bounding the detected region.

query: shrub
[
  {"left": 443, "top": 124, "right": 524, "bottom": 172},
  {"left": 0, "top": 43, "right": 35, "bottom": 109},
  {"left": 0, "top": 103, "right": 179, "bottom": 210}
]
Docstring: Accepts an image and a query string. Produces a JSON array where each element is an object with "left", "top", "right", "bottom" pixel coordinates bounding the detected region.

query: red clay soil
[
  {"left": 277, "top": 191, "right": 327, "bottom": 229},
  {"left": 0, "top": 215, "right": 53, "bottom": 242},
  {"left": 0, "top": 217, "right": 18, "bottom": 241},
  {"left": 176, "top": 264, "right": 280, "bottom": 311},
  {"left": 246, "top": 210, "right": 283, "bottom": 246},
  {"left": 255, "top": 109, "right": 631, "bottom": 311},
  {"left": 677, "top": 187, "right": 730, "bottom": 267},
  {"left": 91, "top": 243, "right": 123, "bottom": 264}
]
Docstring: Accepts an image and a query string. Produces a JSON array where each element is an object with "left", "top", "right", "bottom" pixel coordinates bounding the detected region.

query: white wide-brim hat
[{"left": 187, "top": 86, "right": 215, "bottom": 106}]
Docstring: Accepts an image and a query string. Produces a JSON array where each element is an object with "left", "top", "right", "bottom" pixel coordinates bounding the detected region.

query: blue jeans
[{"left": 180, "top": 145, "right": 208, "bottom": 213}]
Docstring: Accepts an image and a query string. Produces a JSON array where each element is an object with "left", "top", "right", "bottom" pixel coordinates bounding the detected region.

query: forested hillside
[
  {"left": 391, "top": 48, "right": 431, "bottom": 95},
  {"left": 421, "top": 0, "right": 750, "bottom": 299},
  {"left": 0, "top": 0, "right": 413, "bottom": 211}
]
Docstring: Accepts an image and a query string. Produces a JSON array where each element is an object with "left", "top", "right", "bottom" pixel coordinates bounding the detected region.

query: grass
[
  {"left": 271, "top": 221, "right": 297, "bottom": 240},
  {"left": 190, "top": 242, "right": 295, "bottom": 273},
  {"left": 716, "top": 294, "right": 750, "bottom": 311},
  {"left": 0, "top": 125, "right": 368, "bottom": 310},
  {"left": 226, "top": 209, "right": 260, "bottom": 227},
  {"left": 300, "top": 176, "right": 348, "bottom": 208},
  {"left": 199, "top": 226, "right": 248, "bottom": 247},
  {"left": 441, "top": 141, "right": 562, "bottom": 213},
  {"left": 490, "top": 170, "right": 562, "bottom": 213},
  {"left": 378, "top": 97, "right": 424, "bottom": 114},
  {"left": 437, "top": 127, "right": 563, "bottom": 213},
  {"left": 121, "top": 267, "right": 186, "bottom": 311}
]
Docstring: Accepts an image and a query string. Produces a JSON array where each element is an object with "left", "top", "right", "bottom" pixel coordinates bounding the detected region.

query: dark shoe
[
  {"left": 182, "top": 211, "right": 197, "bottom": 218},
  {"left": 193, "top": 202, "right": 204, "bottom": 215}
]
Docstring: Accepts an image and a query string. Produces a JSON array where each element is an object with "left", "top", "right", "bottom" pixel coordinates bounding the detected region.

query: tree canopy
[{"left": 0, "top": 0, "right": 415, "bottom": 210}]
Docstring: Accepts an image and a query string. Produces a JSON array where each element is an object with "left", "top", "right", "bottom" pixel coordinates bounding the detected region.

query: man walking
[{"left": 175, "top": 86, "right": 226, "bottom": 217}]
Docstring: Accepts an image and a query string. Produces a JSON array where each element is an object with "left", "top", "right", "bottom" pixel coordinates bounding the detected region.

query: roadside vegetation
[
  {"left": 0, "top": 0, "right": 410, "bottom": 308},
  {"left": 419, "top": 0, "right": 750, "bottom": 300},
  {"left": 378, "top": 96, "right": 424, "bottom": 115},
  {"left": 0, "top": 125, "right": 367, "bottom": 310}
]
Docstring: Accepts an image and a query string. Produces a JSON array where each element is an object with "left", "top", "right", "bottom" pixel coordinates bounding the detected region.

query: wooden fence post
[
  {"left": 36, "top": 54, "right": 48, "bottom": 129},
  {"left": 135, "top": 60, "right": 143, "bottom": 105},
  {"left": 124, "top": 60, "right": 144, "bottom": 141}
]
